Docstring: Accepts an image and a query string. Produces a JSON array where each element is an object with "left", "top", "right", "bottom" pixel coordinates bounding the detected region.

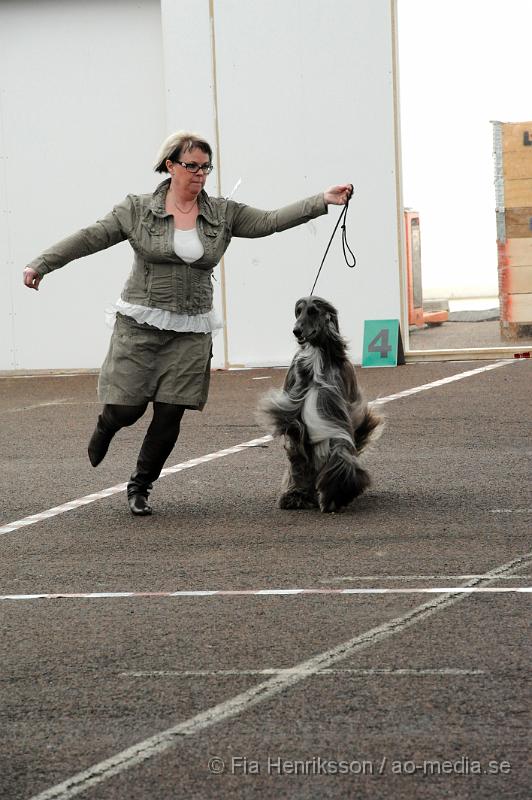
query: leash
[{"left": 309, "top": 184, "right": 356, "bottom": 296}]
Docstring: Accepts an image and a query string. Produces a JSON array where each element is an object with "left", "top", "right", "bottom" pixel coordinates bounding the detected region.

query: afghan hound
[{"left": 258, "top": 296, "right": 383, "bottom": 513}]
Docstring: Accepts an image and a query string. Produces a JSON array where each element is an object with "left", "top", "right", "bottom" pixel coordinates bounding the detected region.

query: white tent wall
[
  {"left": 158, "top": 0, "right": 226, "bottom": 368},
  {"left": 209, "top": 0, "right": 402, "bottom": 367},
  {"left": 0, "top": 0, "right": 166, "bottom": 371},
  {"left": 0, "top": 0, "right": 403, "bottom": 372}
]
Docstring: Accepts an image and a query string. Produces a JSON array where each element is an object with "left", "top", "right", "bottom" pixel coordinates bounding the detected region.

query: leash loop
[{"left": 310, "top": 184, "right": 356, "bottom": 296}]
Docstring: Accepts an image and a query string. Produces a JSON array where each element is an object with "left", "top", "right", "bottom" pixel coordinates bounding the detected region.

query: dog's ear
[
  {"left": 294, "top": 298, "right": 305, "bottom": 317},
  {"left": 325, "top": 311, "right": 340, "bottom": 332}
]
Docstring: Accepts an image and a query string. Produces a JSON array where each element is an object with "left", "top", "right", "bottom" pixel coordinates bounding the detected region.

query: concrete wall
[{"left": 1, "top": 0, "right": 402, "bottom": 371}]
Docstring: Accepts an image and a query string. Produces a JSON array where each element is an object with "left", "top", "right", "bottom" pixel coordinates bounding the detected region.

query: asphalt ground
[
  {"left": 0, "top": 359, "right": 530, "bottom": 800},
  {"left": 409, "top": 319, "right": 532, "bottom": 350}
]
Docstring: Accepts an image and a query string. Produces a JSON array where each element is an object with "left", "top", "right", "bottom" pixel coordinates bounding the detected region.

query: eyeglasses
[{"left": 176, "top": 161, "right": 213, "bottom": 175}]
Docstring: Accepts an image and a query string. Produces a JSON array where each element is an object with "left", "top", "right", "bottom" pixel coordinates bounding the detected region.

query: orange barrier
[{"left": 404, "top": 210, "right": 449, "bottom": 328}]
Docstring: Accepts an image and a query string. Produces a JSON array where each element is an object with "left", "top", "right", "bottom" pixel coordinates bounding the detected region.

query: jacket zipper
[{"left": 185, "top": 265, "right": 191, "bottom": 306}]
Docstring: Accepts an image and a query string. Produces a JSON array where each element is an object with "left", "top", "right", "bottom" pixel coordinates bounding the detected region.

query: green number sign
[{"left": 362, "top": 320, "right": 404, "bottom": 367}]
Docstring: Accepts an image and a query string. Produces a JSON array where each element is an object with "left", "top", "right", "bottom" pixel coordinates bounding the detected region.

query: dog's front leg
[
  {"left": 316, "top": 440, "right": 371, "bottom": 513},
  {"left": 278, "top": 435, "right": 319, "bottom": 510}
]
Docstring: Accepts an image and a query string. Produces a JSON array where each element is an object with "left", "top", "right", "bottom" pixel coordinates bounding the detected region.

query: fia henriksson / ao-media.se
[{"left": 208, "top": 755, "right": 512, "bottom": 776}]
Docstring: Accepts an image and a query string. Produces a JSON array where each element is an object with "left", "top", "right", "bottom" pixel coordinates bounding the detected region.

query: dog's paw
[
  {"left": 319, "top": 499, "right": 335, "bottom": 513},
  {"left": 279, "top": 491, "right": 319, "bottom": 510},
  {"left": 318, "top": 467, "right": 370, "bottom": 513}
]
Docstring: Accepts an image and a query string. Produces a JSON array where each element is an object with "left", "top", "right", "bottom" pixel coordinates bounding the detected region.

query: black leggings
[{"left": 101, "top": 402, "right": 185, "bottom": 492}]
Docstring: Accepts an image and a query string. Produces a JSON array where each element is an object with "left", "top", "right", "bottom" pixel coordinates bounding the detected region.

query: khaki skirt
[{"left": 98, "top": 313, "right": 213, "bottom": 409}]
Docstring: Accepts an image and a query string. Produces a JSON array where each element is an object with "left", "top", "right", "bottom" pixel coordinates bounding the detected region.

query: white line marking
[
  {"left": 323, "top": 575, "right": 532, "bottom": 582},
  {"left": 0, "top": 437, "right": 270, "bottom": 537},
  {"left": 0, "top": 398, "right": 74, "bottom": 415},
  {"left": 371, "top": 359, "right": 515, "bottom": 406},
  {"left": 251, "top": 376, "right": 271, "bottom": 380},
  {"left": 1, "top": 586, "right": 531, "bottom": 602},
  {"left": 121, "top": 668, "right": 486, "bottom": 678},
  {"left": 0, "top": 360, "right": 516, "bottom": 538},
  {"left": 26, "top": 551, "right": 531, "bottom": 800},
  {"left": 489, "top": 509, "right": 532, "bottom": 514},
  {"left": 0, "top": 485, "right": 129, "bottom": 536},
  {"left": 0, "top": 372, "right": 98, "bottom": 380}
]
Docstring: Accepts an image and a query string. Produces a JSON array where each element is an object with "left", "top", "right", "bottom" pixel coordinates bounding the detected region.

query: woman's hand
[
  {"left": 23, "top": 268, "right": 42, "bottom": 291},
  {"left": 323, "top": 184, "right": 353, "bottom": 206}
]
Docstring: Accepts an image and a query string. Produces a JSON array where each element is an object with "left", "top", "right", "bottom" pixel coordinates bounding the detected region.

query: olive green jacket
[{"left": 27, "top": 178, "right": 328, "bottom": 314}]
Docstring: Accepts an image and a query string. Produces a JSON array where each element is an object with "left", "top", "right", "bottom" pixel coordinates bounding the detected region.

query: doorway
[{"left": 396, "top": 0, "right": 532, "bottom": 356}]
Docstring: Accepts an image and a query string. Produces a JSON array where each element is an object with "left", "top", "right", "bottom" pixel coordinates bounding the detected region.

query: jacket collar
[{"left": 150, "top": 178, "right": 223, "bottom": 224}]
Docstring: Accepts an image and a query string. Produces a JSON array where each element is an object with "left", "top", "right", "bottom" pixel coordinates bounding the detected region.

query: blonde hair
[{"left": 153, "top": 130, "right": 213, "bottom": 173}]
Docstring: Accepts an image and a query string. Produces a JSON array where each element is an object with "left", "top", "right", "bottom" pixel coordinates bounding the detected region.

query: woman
[{"left": 23, "top": 130, "right": 352, "bottom": 516}]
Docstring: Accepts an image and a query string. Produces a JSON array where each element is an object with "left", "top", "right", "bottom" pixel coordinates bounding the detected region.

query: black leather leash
[{"left": 309, "top": 183, "right": 356, "bottom": 296}]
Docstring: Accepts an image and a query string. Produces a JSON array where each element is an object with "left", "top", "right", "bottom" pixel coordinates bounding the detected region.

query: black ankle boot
[
  {"left": 88, "top": 416, "right": 115, "bottom": 467},
  {"left": 127, "top": 472, "right": 153, "bottom": 516},
  {"left": 125, "top": 405, "right": 184, "bottom": 517}
]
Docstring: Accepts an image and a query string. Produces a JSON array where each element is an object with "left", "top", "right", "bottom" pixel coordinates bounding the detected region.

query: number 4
[{"left": 368, "top": 328, "right": 392, "bottom": 358}]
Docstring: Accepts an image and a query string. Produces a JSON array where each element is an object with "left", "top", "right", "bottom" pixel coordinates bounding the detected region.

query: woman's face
[{"left": 167, "top": 146, "right": 211, "bottom": 198}]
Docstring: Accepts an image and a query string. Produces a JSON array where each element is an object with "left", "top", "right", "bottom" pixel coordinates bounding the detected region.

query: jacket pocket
[
  {"left": 137, "top": 217, "right": 166, "bottom": 256},
  {"left": 199, "top": 218, "right": 230, "bottom": 265},
  {"left": 146, "top": 263, "right": 176, "bottom": 306},
  {"left": 201, "top": 219, "right": 224, "bottom": 237},
  {"left": 188, "top": 268, "right": 214, "bottom": 311},
  {"left": 141, "top": 219, "right": 164, "bottom": 237}
]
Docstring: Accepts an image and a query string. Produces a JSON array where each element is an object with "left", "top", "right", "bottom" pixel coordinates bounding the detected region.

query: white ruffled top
[{"left": 106, "top": 227, "right": 223, "bottom": 334}]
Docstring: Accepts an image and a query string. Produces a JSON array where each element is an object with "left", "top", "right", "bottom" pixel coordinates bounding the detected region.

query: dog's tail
[
  {"left": 351, "top": 399, "right": 384, "bottom": 454},
  {"left": 256, "top": 388, "right": 303, "bottom": 438}
]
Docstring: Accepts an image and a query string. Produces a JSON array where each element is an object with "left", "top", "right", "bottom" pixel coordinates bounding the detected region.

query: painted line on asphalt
[
  {"left": 2, "top": 587, "right": 530, "bottom": 602},
  {"left": 323, "top": 574, "right": 532, "bottom": 582},
  {"left": 0, "top": 436, "right": 270, "bottom": 537},
  {"left": 0, "top": 398, "right": 74, "bottom": 415},
  {"left": 489, "top": 509, "right": 531, "bottom": 514},
  {"left": 370, "top": 359, "right": 516, "bottom": 405},
  {"left": 0, "top": 373, "right": 98, "bottom": 380},
  {"left": 0, "top": 485, "right": 130, "bottom": 536},
  {"left": 0, "top": 360, "right": 516, "bottom": 538},
  {"left": 121, "top": 668, "right": 486, "bottom": 678},
  {"left": 26, "top": 550, "right": 531, "bottom": 800}
]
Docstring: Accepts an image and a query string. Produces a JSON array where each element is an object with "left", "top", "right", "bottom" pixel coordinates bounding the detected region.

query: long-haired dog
[{"left": 259, "top": 296, "right": 383, "bottom": 513}]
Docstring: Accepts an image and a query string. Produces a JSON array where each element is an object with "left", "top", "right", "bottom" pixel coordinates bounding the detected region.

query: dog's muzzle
[{"left": 293, "top": 326, "right": 316, "bottom": 345}]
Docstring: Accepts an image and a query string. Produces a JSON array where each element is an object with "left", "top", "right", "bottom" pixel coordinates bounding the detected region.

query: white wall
[
  {"left": 1, "top": 0, "right": 402, "bottom": 371},
  {"left": 0, "top": 0, "right": 166, "bottom": 370},
  {"left": 159, "top": 0, "right": 226, "bottom": 367},
  {"left": 210, "top": 0, "right": 401, "bottom": 366}
]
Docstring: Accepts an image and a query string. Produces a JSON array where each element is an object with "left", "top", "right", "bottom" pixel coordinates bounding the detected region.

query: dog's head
[{"left": 292, "top": 296, "right": 340, "bottom": 345}]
